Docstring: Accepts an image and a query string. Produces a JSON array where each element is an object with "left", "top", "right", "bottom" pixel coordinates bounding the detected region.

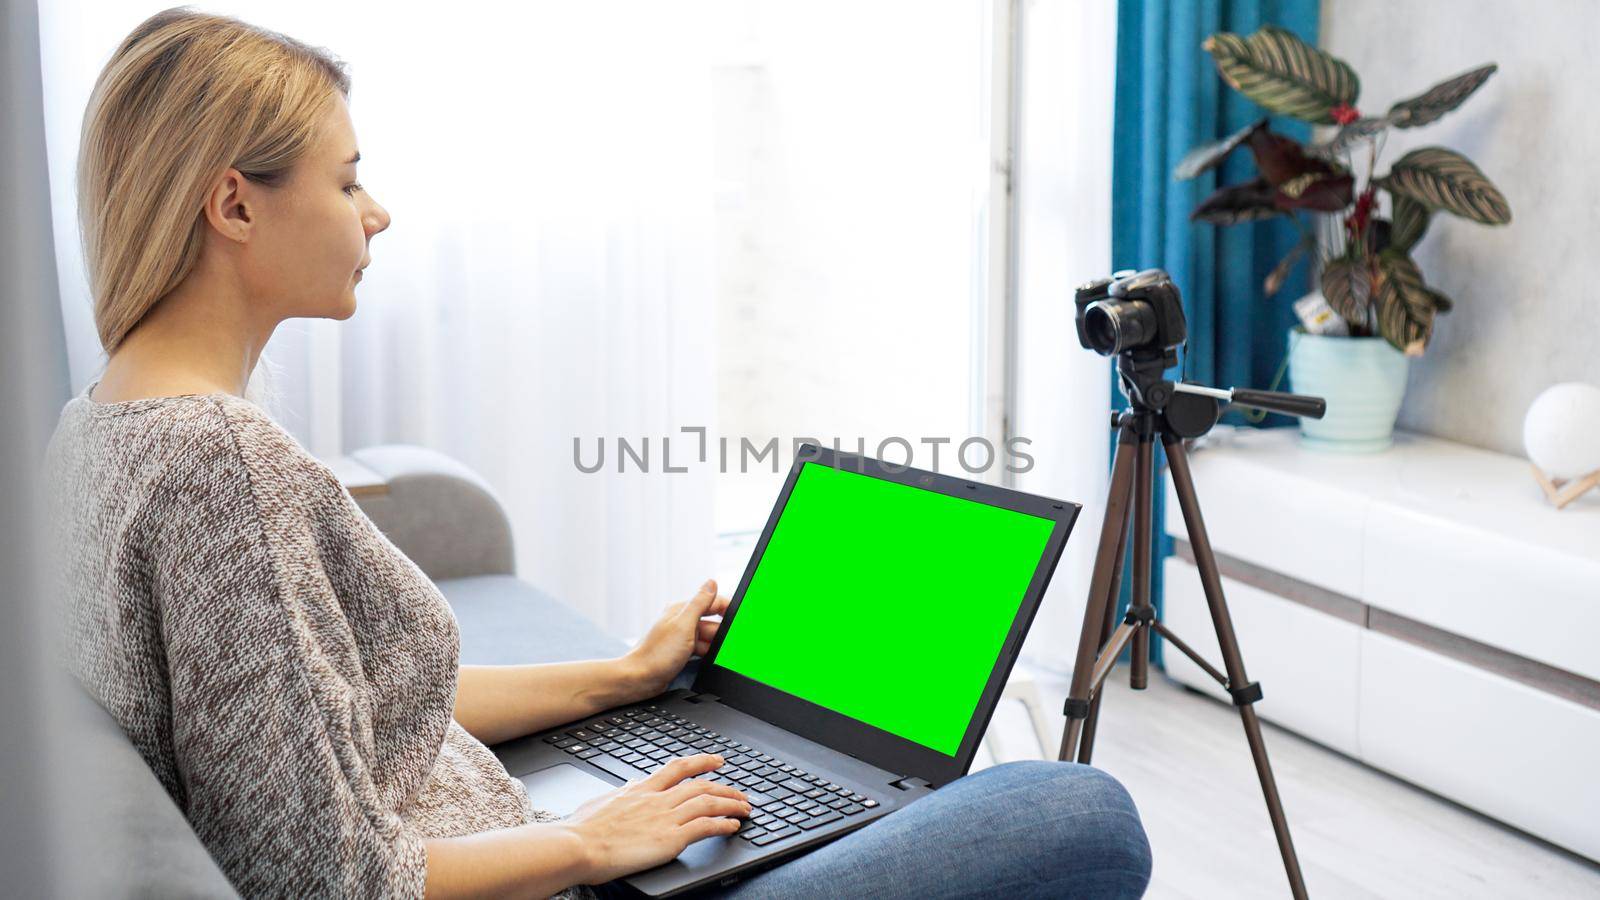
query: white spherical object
[{"left": 1523, "top": 382, "right": 1600, "bottom": 480}]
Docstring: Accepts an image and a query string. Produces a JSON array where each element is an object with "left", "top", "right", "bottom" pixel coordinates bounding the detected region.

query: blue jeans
[{"left": 590, "top": 664, "right": 1152, "bottom": 899}]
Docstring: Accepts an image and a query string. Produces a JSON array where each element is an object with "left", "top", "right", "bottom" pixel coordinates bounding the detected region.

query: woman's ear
[{"left": 202, "top": 168, "right": 255, "bottom": 244}]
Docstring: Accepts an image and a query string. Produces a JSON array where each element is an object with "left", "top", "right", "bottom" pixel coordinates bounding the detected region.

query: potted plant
[{"left": 1175, "top": 26, "right": 1511, "bottom": 451}]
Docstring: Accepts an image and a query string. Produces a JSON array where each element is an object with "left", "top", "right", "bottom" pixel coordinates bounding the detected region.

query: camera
[
  {"left": 1071, "top": 267, "right": 1324, "bottom": 424},
  {"left": 1073, "top": 268, "right": 1187, "bottom": 359}
]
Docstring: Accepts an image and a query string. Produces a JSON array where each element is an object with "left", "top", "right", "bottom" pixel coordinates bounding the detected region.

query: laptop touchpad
[{"left": 519, "top": 763, "right": 616, "bottom": 817}]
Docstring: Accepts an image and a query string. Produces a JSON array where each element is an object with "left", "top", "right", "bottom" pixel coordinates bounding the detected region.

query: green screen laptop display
[{"left": 712, "top": 462, "right": 1057, "bottom": 757}]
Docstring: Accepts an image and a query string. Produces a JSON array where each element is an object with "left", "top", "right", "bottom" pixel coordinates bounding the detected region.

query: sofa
[{"left": 66, "top": 444, "right": 627, "bottom": 897}]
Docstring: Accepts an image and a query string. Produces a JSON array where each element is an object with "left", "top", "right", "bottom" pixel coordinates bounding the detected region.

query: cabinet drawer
[
  {"left": 1359, "top": 631, "right": 1600, "bottom": 861},
  {"left": 1161, "top": 558, "right": 1362, "bottom": 756}
]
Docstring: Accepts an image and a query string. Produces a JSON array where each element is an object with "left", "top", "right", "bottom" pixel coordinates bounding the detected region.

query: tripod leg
[
  {"left": 1058, "top": 421, "right": 1137, "bottom": 762},
  {"left": 1128, "top": 437, "right": 1155, "bottom": 691},
  {"left": 1164, "top": 435, "right": 1309, "bottom": 900},
  {"left": 1074, "top": 473, "right": 1130, "bottom": 764}
]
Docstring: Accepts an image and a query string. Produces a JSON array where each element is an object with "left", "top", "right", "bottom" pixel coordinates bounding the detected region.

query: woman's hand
[
  {"left": 566, "top": 754, "right": 750, "bottom": 884},
  {"left": 623, "top": 579, "right": 731, "bottom": 698}
]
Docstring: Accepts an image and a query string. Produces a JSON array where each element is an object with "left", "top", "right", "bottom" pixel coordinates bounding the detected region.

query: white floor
[{"left": 977, "top": 665, "right": 1600, "bottom": 899}]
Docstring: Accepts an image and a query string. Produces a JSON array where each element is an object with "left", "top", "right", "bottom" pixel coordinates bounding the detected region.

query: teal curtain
[{"left": 1110, "top": 0, "right": 1321, "bottom": 666}]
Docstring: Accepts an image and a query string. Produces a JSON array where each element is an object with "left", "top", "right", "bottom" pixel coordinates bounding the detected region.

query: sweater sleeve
[{"left": 147, "top": 410, "right": 430, "bottom": 898}]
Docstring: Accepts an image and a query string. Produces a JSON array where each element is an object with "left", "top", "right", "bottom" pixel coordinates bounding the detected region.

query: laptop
[{"left": 495, "top": 444, "right": 1080, "bottom": 896}]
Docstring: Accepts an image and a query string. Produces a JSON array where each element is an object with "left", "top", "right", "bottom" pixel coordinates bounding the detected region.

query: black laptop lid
[{"left": 693, "top": 445, "right": 1079, "bottom": 787}]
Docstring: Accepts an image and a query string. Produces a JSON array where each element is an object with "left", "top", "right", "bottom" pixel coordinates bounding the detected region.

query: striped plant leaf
[
  {"left": 1276, "top": 172, "right": 1354, "bottom": 211},
  {"left": 1374, "top": 289, "right": 1433, "bottom": 355},
  {"left": 1311, "top": 116, "right": 1391, "bottom": 158},
  {"left": 1204, "top": 26, "right": 1360, "bottom": 124},
  {"left": 1247, "top": 126, "right": 1332, "bottom": 184},
  {"left": 1374, "top": 288, "right": 1406, "bottom": 348},
  {"left": 1190, "top": 178, "right": 1284, "bottom": 224},
  {"left": 1375, "top": 250, "right": 1436, "bottom": 354},
  {"left": 1389, "top": 193, "right": 1431, "bottom": 252},
  {"left": 1278, "top": 173, "right": 1317, "bottom": 199},
  {"left": 1376, "top": 251, "right": 1432, "bottom": 318},
  {"left": 1320, "top": 255, "right": 1372, "bottom": 325},
  {"left": 1377, "top": 147, "right": 1511, "bottom": 225},
  {"left": 1388, "top": 63, "right": 1498, "bottom": 128},
  {"left": 1175, "top": 118, "right": 1267, "bottom": 180},
  {"left": 1242, "top": 126, "right": 1354, "bottom": 211}
]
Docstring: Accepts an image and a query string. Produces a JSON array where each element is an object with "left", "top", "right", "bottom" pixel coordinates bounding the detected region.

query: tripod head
[{"left": 1074, "top": 269, "right": 1327, "bottom": 438}]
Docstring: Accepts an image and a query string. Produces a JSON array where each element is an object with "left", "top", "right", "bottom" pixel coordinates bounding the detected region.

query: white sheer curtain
[
  {"left": 1011, "top": 0, "right": 1118, "bottom": 672},
  {"left": 39, "top": 1, "right": 717, "bottom": 637}
]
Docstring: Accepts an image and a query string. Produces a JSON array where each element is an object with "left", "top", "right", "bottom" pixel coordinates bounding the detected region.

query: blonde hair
[{"left": 77, "top": 6, "right": 350, "bottom": 355}]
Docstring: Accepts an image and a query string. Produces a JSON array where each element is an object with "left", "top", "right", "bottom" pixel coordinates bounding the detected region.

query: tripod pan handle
[{"left": 1231, "top": 389, "right": 1327, "bottom": 420}]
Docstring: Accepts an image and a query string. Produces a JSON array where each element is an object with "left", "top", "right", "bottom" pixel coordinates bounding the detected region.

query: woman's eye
[{"left": 343, "top": 182, "right": 364, "bottom": 196}]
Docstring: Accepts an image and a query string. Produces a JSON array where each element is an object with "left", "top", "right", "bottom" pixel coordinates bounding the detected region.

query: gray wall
[{"left": 1322, "top": 2, "right": 1600, "bottom": 456}]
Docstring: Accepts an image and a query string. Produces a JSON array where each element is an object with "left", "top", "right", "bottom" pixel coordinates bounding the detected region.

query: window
[{"left": 709, "top": 0, "right": 1010, "bottom": 538}]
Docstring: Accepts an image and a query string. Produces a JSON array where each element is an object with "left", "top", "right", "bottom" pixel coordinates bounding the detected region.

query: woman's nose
[{"left": 363, "top": 198, "right": 391, "bottom": 236}]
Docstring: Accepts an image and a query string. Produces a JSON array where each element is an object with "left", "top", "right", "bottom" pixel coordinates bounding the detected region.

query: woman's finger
[
  {"left": 642, "top": 753, "right": 723, "bottom": 791},
  {"left": 680, "top": 580, "right": 719, "bottom": 622},
  {"left": 665, "top": 778, "right": 747, "bottom": 806},
  {"left": 674, "top": 794, "right": 750, "bottom": 824},
  {"left": 709, "top": 593, "right": 732, "bottom": 616},
  {"left": 696, "top": 620, "right": 720, "bottom": 642},
  {"left": 680, "top": 816, "right": 743, "bottom": 844}
]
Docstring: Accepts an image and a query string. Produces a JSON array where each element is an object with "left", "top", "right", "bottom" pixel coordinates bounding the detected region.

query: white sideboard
[{"left": 1157, "top": 426, "right": 1600, "bottom": 861}]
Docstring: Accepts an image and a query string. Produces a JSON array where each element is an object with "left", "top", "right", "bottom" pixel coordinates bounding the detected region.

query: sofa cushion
[
  {"left": 437, "top": 575, "right": 629, "bottom": 665},
  {"left": 350, "top": 445, "right": 516, "bottom": 581}
]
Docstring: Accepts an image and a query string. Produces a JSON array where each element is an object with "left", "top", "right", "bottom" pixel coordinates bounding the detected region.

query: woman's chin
[{"left": 325, "top": 291, "right": 359, "bottom": 321}]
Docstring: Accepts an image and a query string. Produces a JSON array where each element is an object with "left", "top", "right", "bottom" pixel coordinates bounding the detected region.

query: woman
[{"left": 49, "top": 8, "right": 1152, "bottom": 899}]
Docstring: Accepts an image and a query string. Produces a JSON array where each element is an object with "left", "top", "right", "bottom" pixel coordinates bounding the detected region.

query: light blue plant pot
[{"left": 1285, "top": 329, "right": 1410, "bottom": 453}]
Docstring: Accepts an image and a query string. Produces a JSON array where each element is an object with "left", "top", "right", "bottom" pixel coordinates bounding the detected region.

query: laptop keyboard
[{"left": 542, "top": 703, "right": 880, "bottom": 847}]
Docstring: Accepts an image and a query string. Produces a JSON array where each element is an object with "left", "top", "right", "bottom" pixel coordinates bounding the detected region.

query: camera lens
[
  {"left": 1083, "top": 299, "right": 1156, "bottom": 356},
  {"left": 1083, "top": 306, "right": 1119, "bottom": 353}
]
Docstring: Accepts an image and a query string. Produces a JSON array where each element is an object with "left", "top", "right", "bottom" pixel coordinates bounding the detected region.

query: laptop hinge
[
  {"left": 889, "top": 775, "right": 931, "bottom": 792},
  {"left": 683, "top": 692, "right": 720, "bottom": 705}
]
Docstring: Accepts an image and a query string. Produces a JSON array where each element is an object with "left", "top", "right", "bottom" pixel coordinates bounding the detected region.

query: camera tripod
[{"left": 1057, "top": 368, "right": 1323, "bottom": 900}]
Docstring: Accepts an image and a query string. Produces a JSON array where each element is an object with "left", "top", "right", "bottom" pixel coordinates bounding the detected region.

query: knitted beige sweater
[{"left": 46, "top": 381, "right": 594, "bottom": 899}]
